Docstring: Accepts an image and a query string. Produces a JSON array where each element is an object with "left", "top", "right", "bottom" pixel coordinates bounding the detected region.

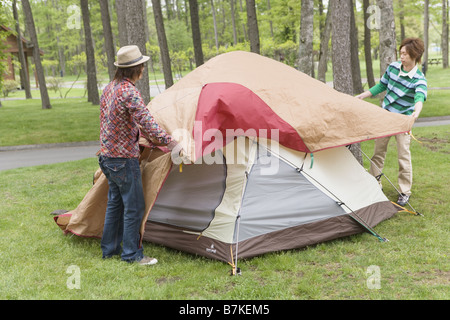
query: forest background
[{"left": 0, "top": 0, "right": 449, "bottom": 108}]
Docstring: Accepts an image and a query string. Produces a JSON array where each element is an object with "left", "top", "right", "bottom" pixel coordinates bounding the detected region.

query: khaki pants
[{"left": 369, "top": 133, "right": 412, "bottom": 196}]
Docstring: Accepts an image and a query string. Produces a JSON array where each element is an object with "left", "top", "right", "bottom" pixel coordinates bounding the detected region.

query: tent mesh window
[{"left": 148, "top": 157, "right": 227, "bottom": 232}]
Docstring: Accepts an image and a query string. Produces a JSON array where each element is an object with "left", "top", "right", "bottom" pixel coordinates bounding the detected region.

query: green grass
[
  {"left": 420, "top": 90, "right": 450, "bottom": 117},
  {"left": 0, "top": 99, "right": 100, "bottom": 146},
  {"left": 424, "top": 63, "right": 450, "bottom": 88},
  {"left": 364, "top": 88, "right": 450, "bottom": 118},
  {"left": 4, "top": 87, "right": 86, "bottom": 100},
  {"left": 0, "top": 125, "right": 449, "bottom": 300}
]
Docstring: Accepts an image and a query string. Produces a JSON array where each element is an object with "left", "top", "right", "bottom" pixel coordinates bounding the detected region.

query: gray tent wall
[
  {"left": 237, "top": 146, "right": 347, "bottom": 242},
  {"left": 143, "top": 138, "right": 398, "bottom": 263},
  {"left": 148, "top": 160, "right": 227, "bottom": 232}
]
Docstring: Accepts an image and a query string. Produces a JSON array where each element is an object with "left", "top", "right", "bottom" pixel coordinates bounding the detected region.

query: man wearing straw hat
[{"left": 98, "top": 45, "right": 180, "bottom": 265}]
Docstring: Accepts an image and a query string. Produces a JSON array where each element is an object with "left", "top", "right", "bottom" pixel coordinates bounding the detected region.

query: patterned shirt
[
  {"left": 369, "top": 61, "right": 427, "bottom": 115},
  {"left": 99, "top": 78, "right": 174, "bottom": 158}
]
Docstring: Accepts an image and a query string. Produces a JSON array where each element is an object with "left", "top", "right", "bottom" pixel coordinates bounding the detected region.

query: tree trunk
[
  {"left": 165, "top": 0, "right": 173, "bottom": 20},
  {"left": 331, "top": 0, "right": 362, "bottom": 164},
  {"left": 210, "top": 0, "right": 219, "bottom": 51},
  {"left": 188, "top": 0, "right": 204, "bottom": 66},
  {"left": 331, "top": 0, "right": 353, "bottom": 95},
  {"left": 246, "top": 0, "right": 260, "bottom": 54},
  {"left": 350, "top": 0, "right": 363, "bottom": 94},
  {"left": 230, "top": 0, "right": 238, "bottom": 45},
  {"left": 267, "top": 0, "right": 274, "bottom": 39},
  {"left": 142, "top": 0, "right": 150, "bottom": 44},
  {"left": 152, "top": 0, "right": 174, "bottom": 88},
  {"left": 399, "top": 0, "right": 405, "bottom": 41},
  {"left": 298, "top": 0, "right": 314, "bottom": 76},
  {"left": 80, "top": 0, "right": 99, "bottom": 105},
  {"left": 377, "top": 0, "right": 397, "bottom": 76},
  {"left": 21, "top": 0, "right": 51, "bottom": 109},
  {"left": 125, "top": 0, "right": 151, "bottom": 104},
  {"left": 442, "top": 0, "right": 448, "bottom": 68},
  {"left": 423, "top": 0, "right": 429, "bottom": 75},
  {"left": 317, "top": 3, "right": 331, "bottom": 83},
  {"left": 13, "top": 0, "right": 32, "bottom": 99},
  {"left": 116, "top": 0, "right": 128, "bottom": 47},
  {"left": 239, "top": 0, "right": 247, "bottom": 42},
  {"left": 363, "top": 0, "right": 375, "bottom": 88},
  {"left": 56, "top": 34, "right": 65, "bottom": 77},
  {"left": 99, "top": 0, "right": 116, "bottom": 81}
]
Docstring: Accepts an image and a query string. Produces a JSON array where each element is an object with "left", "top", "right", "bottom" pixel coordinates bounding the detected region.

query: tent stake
[
  {"left": 229, "top": 243, "right": 241, "bottom": 276},
  {"left": 231, "top": 215, "right": 242, "bottom": 276}
]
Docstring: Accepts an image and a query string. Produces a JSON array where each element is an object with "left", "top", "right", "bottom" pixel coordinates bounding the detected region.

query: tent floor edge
[
  {"left": 143, "top": 201, "right": 397, "bottom": 262},
  {"left": 236, "top": 200, "right": 396, "bottom": 259},
  {"left": 144, "top": 222, "right": 234, "bottom": 264}
]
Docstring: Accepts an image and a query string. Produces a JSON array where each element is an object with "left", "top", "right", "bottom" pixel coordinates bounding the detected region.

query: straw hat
[{"left": 114, "top": 45, "right": 150, "bottom": 68}]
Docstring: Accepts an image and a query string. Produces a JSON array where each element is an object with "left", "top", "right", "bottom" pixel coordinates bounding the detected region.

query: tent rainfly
[{"left": 54, "top": 51, "right": 414, "bottom": 269}]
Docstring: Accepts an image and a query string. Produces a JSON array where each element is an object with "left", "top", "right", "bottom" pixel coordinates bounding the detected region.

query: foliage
[
  {"left": 170, "top": 50, "right": 189, "bottom": 79},
  {"left": 0, "top": 1, "right": 11, "bottom": 93},
  {"left": 166, "top": 19, "right": 192, "bottom": 53},
  {"left": 66, "top": 52, "right": 86, "bottom": 75},
  {"left": 3, "top": 0, "right": 446, "bottom": 82},
  {"left": 46, "top": 76, "right": 64, "bottom": 97},
  {"left": 1, "top": 79, "right": 19, "bottom": 98},
  {"left": 41, "top": 59, "right": 59, "bottom": 77},
  {"left": 261, "top": 38, "right": 298, "bottom": 66}
]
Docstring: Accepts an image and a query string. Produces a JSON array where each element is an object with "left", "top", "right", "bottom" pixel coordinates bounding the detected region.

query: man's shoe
[
  {"left": 139, "top": 256, "right": 158, "bottom": 266},
  {"left": 397, "top": 193, "right": 410, "bottom": 206}
]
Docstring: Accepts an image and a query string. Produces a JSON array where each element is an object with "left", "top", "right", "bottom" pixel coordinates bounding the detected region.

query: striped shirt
[
  {"left": 369, "top": 61, "right": 427, "bottom": 115},
  {"left": 100, "top": 78, "right": 174, "bottom": 158}
]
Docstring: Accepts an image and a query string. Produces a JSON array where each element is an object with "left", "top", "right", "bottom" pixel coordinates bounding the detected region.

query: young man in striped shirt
[{"left": 356, "top": 38, "right": 427, "bottom": 207}]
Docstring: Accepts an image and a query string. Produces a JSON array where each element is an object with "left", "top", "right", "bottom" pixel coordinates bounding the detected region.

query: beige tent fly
[{"left": 54, "top": 51, "right": 413, "bottom": 268}]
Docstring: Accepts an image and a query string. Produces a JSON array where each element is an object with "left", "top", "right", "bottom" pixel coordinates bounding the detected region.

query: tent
[{"left": 54, "top": 51, "right": 414, "bottom": 267}]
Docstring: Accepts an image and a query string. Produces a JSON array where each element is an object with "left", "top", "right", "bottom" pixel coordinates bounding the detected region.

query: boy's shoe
[
  {"left": 397, "top": 193, "right": 410, "bottom": 207},
  {"left": 139, "top": 256, "right": 158, "bottom": 266}
]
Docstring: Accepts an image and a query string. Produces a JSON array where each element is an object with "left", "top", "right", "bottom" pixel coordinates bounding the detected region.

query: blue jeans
[{"left": 98, "top": 156, "right": 145, "bottom": 262}]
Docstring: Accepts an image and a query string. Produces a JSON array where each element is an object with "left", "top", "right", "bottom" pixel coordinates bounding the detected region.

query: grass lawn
[
  {"left": 0, "top": 124, "right": 448, "bottom": 300},
  {"left": 0, "top": 99, "right": 99, "bottom": 146}
]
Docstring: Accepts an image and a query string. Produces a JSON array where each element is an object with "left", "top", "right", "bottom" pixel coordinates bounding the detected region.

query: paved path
[
  {"left": 413, "top": 115, "right": 450, "bottom": 127},
  {"left": 1, "top": 116, "right": 449, "bottom": 172},
  {"left": 0, "top": 141, "right": 99, "bottom": 171}
]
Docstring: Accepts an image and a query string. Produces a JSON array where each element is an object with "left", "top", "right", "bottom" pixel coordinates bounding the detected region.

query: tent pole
[
  {"left": 300, "top": 167, "right": 389, "bottom": 243},
  {"left": 270, "top": 148, "right": 389, "bottom": 242},
  {"left": 229, "top": 138, "right": 257, "bottom": 276},
  {"left": 359, "top": 148, "right": 423, "bottom": 216},
  {"left": 232, "top": 215, "right": 242, "bottom": 276}
]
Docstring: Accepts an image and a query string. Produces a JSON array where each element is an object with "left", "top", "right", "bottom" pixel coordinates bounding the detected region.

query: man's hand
[
  {"left": 170, "top": 143, "right": 190, "bottom": 165},
  {"left": 355, "top": 91, "right": 372, "bottom": 100},
  {"left": 411, "top": 101, "right": 423, "bottom": 121}
]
